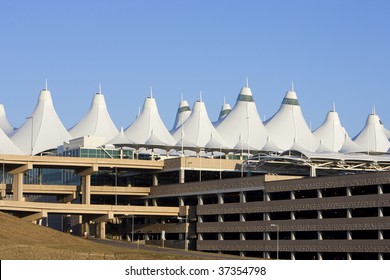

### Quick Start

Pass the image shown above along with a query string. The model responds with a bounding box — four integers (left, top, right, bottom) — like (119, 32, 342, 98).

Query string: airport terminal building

(1, 83, 390, 259)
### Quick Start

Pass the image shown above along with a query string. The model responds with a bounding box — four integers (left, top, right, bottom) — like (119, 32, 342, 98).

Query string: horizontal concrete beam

(21, 210, 48, 222)
(8, 163, 33, 175)
(0, 200, 179, 217)
(77, 164, 99, 176)
(93, 212, 114, 223)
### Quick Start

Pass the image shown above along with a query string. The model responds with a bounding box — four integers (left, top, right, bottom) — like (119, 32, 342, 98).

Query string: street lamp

(26, 116, 33, 156)
(131, 214, 134, 243)
(271, 224, 279, 260)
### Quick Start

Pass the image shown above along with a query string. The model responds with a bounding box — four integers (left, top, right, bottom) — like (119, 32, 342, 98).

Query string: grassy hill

(0, 211, 202, 260)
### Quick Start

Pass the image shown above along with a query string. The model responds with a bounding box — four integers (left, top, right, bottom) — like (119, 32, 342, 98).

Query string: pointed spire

(181, 92, 184, 102)
(223, 96, 226, 105)
(98, 83, 102, 94)
(45, 79, 48, 91)
(150, 87, 153, 98)
(246, 77, 249, 88)
(372, 105, 376, 115)
(291, 81, 294, 92)
(333, 102, 336, 112)
(199, 91, 203, 102)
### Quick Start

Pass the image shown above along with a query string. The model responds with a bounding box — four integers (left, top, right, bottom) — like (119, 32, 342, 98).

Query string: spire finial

(98, 83, 102, 94)
(45, 79, 48, 91)
(223, 96, 226, 105)
(333, 102, 336, 112)
(181, 92, 184, 102)
(200, 91, 202, 102)
(373, 105, 376, 115)
(150, 87, 153, 98)
(291, 81, 294, 92)
(246, 77, 249, 88)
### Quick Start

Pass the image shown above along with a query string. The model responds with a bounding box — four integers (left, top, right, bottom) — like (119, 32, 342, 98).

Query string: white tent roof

(212, 100, 231, 126)
(11, 89, 72, 155)
(265, 89, 319, 152)
(216, 86, 268, 149)
(339, 134, 366, 153)
(380, 119, 390, 139)
(313, 110, 349, 152)
(125, 96, 176, 146)
(145, 130, 171, 147)
(353, 113, 390, 152)
(0, 104, 15, 136)
(69, 92, 118, 141)
(172, 100, 226, 148)
(171, 100, 191, 133)
(0, 127, 23, 155)
(106, 127, 133, 146)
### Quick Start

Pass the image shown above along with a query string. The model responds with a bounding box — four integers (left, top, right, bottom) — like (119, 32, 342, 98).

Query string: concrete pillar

(152, 199, 158, 206)
(98, 222, 106, 239)
(198, 215, 203, 223)
(347, 187, 352, 196)
(310, 166, 316, 177)
(291, 232, 296, 240)
(218, 233, 224, 240)
(317, 252, 323, 260)
(240, 251, 246, 257)
(179, 197, 184, 207)
(218, 214, 224, 222)
(82, 222, 89, 238)
(265, 232, 270, 240)
(240, 191, 246, 203)
(347, 209, 352, 218)
(152, 174, 158, 186)
(198, 233, 203, 240)
(12, 173, 24, 201)
(290, 252, 296, 260)
(81, 175, 91, 205)
(1, 183, 5, 198)
(198, 195, 203, 205)
(347, 253, 352, 260)
(378, 184, 383, 194)
(317, 189, 322, 198)
(347, 231, 352, 240)
(378, 230, 384, 240)
(379, 253, 384, 260)
(179, 168, 185, 184)
(264, 252, 270, 259)
(144, 200, 149, 206)
(240, 214, 246, 222)
(240, 232, 246, 240)
(318, 210, 323, 219)
(379, 207, 384, 217)
(264, 192, 270, 201)
(291, 211, 296, 220)
(264, 212, 270, 221)
(291, 191, 295, 200)
(217, 193, 224, 204)
(318, 231, 323, 240)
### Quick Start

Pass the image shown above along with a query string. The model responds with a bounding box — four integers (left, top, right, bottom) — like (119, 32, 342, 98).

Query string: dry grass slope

(0, 211, 203, 260)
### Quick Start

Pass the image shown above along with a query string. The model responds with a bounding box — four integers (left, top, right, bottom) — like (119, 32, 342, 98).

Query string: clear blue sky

(0, 0, 389, 137)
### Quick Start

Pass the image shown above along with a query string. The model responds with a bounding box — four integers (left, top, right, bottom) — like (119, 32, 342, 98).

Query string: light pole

(131, 214, 134, 243)
(271, 224, 279, 260)
(114, 167, 117, 205)
(26, 116, 33, 156)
